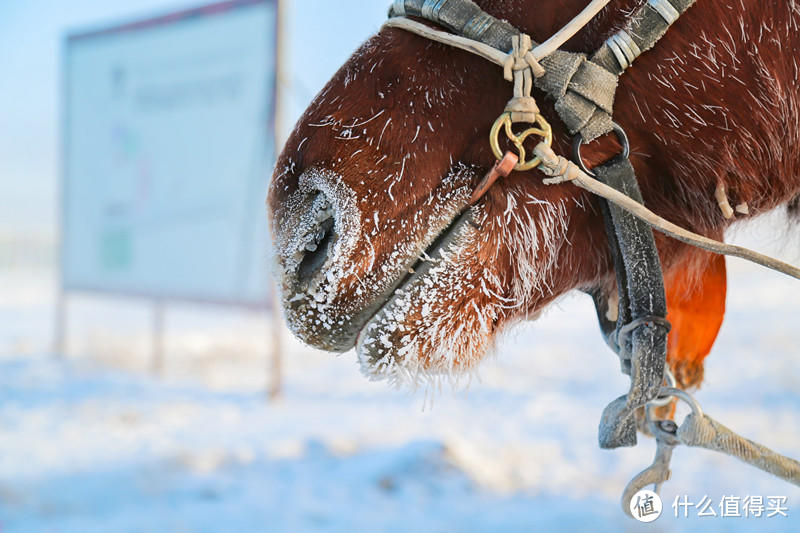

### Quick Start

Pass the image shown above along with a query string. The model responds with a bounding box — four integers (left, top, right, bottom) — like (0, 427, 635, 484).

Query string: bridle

(386, 0, 677, 485)
(383, 0, 800, 516)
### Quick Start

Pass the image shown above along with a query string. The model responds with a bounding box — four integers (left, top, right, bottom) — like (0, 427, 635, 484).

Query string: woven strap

(593, 0, 697, 75)
(389, 0, 696, 141)
(389, 0, 616, 139)
(389, 0, 517, 51)
(678, 413, 800, 485)
(566, 0, 698, 140)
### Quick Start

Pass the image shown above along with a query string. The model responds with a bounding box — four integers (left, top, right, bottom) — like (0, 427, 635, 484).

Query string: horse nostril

(296, 201, 336, 286)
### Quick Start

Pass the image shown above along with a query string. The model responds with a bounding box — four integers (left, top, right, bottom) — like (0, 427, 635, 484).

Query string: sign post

(59, 0, 282, 395)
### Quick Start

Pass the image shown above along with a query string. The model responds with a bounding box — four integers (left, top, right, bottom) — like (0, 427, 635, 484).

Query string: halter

(384, 0, 800, 516)
(387, 0, 688, 449)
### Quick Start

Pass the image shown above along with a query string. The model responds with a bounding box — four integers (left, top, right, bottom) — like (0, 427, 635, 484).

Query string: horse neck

(482, 0, 800, 234)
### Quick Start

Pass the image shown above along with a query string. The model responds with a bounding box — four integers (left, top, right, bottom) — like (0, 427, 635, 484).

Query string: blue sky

(0, 0, 387, 233)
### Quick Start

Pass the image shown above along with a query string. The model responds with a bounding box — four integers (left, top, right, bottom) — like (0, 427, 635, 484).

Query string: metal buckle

(571, 122, 630, 175)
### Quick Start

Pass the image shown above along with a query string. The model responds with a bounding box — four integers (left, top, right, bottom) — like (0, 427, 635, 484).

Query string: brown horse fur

(268, 0, 800, 389)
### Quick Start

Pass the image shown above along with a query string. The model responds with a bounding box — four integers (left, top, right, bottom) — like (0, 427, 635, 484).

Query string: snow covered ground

(1, 214, 799, 532)
(4, 0, 797, 530)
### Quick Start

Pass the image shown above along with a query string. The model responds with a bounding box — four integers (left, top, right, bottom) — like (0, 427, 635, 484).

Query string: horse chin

(355, 208, 496, 386)
(273, 162, 482, 358)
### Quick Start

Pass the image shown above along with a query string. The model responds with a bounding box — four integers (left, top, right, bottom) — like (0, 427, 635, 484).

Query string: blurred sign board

(62, 0, 277, 307)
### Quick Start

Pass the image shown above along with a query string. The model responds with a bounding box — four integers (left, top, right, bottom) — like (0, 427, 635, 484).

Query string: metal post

(274, 0, 288, 147)
(266, 0, 286, 401)
(267, 283, 283, 400)
(151, 300, 165, 375)
(53, 290, 67, 358)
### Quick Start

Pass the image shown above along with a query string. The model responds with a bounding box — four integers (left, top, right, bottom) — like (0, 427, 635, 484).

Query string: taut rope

(533, 143, 800, 280)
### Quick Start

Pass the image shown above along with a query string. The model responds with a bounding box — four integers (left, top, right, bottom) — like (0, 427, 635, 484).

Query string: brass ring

(490, 113, 553, 171)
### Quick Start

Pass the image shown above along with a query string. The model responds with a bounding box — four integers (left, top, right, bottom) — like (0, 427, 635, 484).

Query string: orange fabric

(664, 254, 727, 389)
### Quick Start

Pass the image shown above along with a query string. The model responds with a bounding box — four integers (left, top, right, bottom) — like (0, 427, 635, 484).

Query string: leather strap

(389, 0, 517, 51)
(388, 0, 616, 139)
(590, 156, 670, 449)
(388, 0, 678, 448)
(593, 0, 697, 75)
(389, 0, 696, 141)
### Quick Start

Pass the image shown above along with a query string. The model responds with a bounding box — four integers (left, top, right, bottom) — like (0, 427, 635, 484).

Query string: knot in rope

(533, 142, 581, 184)
(503, 34, 545, 123)
(503, 34, 545, 80)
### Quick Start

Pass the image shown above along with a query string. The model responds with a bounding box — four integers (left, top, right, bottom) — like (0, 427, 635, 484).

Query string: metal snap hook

(571, 122, 630, 175)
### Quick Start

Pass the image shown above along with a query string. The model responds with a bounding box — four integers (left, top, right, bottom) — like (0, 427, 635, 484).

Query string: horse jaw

(269, 154, 479, 354)
(355, 192, 572, 387)
(268, 27, 594, 387)
(271, 151, 577, 387)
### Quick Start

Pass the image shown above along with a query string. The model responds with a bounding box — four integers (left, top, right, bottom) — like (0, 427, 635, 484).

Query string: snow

(1, 213, 799, 531)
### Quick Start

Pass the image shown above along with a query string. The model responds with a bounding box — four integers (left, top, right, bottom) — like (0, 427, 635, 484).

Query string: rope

(534, 0, 612, 58)
(678, 413, 800, 485)
(503, 34, 544, 123)
(384, 17, 508, 66)
(534, 143, 582, 185)
(533, 143, 800, 280)
(623, 386, 800, 515)
(384, 5, 612, 66)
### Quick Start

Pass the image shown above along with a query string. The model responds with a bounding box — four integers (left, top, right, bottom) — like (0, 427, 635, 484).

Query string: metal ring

(490, 112, 553, 172)
(647, 367, 679, 408)
(571, 122, 630, 175)
(656, 387, 704, 418)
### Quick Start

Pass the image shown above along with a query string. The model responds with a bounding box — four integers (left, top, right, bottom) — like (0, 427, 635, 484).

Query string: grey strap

(389, 0, 516, 51)
(531, 50, 615, 142)
(591, 156, 669, 449)
(593, 0, 697, 75)
(579, 0, 697, 139)
(389, 0, 695, 141)
(679, 413, 800, 485)
(388, 1, 615, 140)
(550, 0, 697, 139)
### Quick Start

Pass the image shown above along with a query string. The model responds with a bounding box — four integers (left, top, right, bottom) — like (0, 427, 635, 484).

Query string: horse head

(268, 0, 800, 387)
